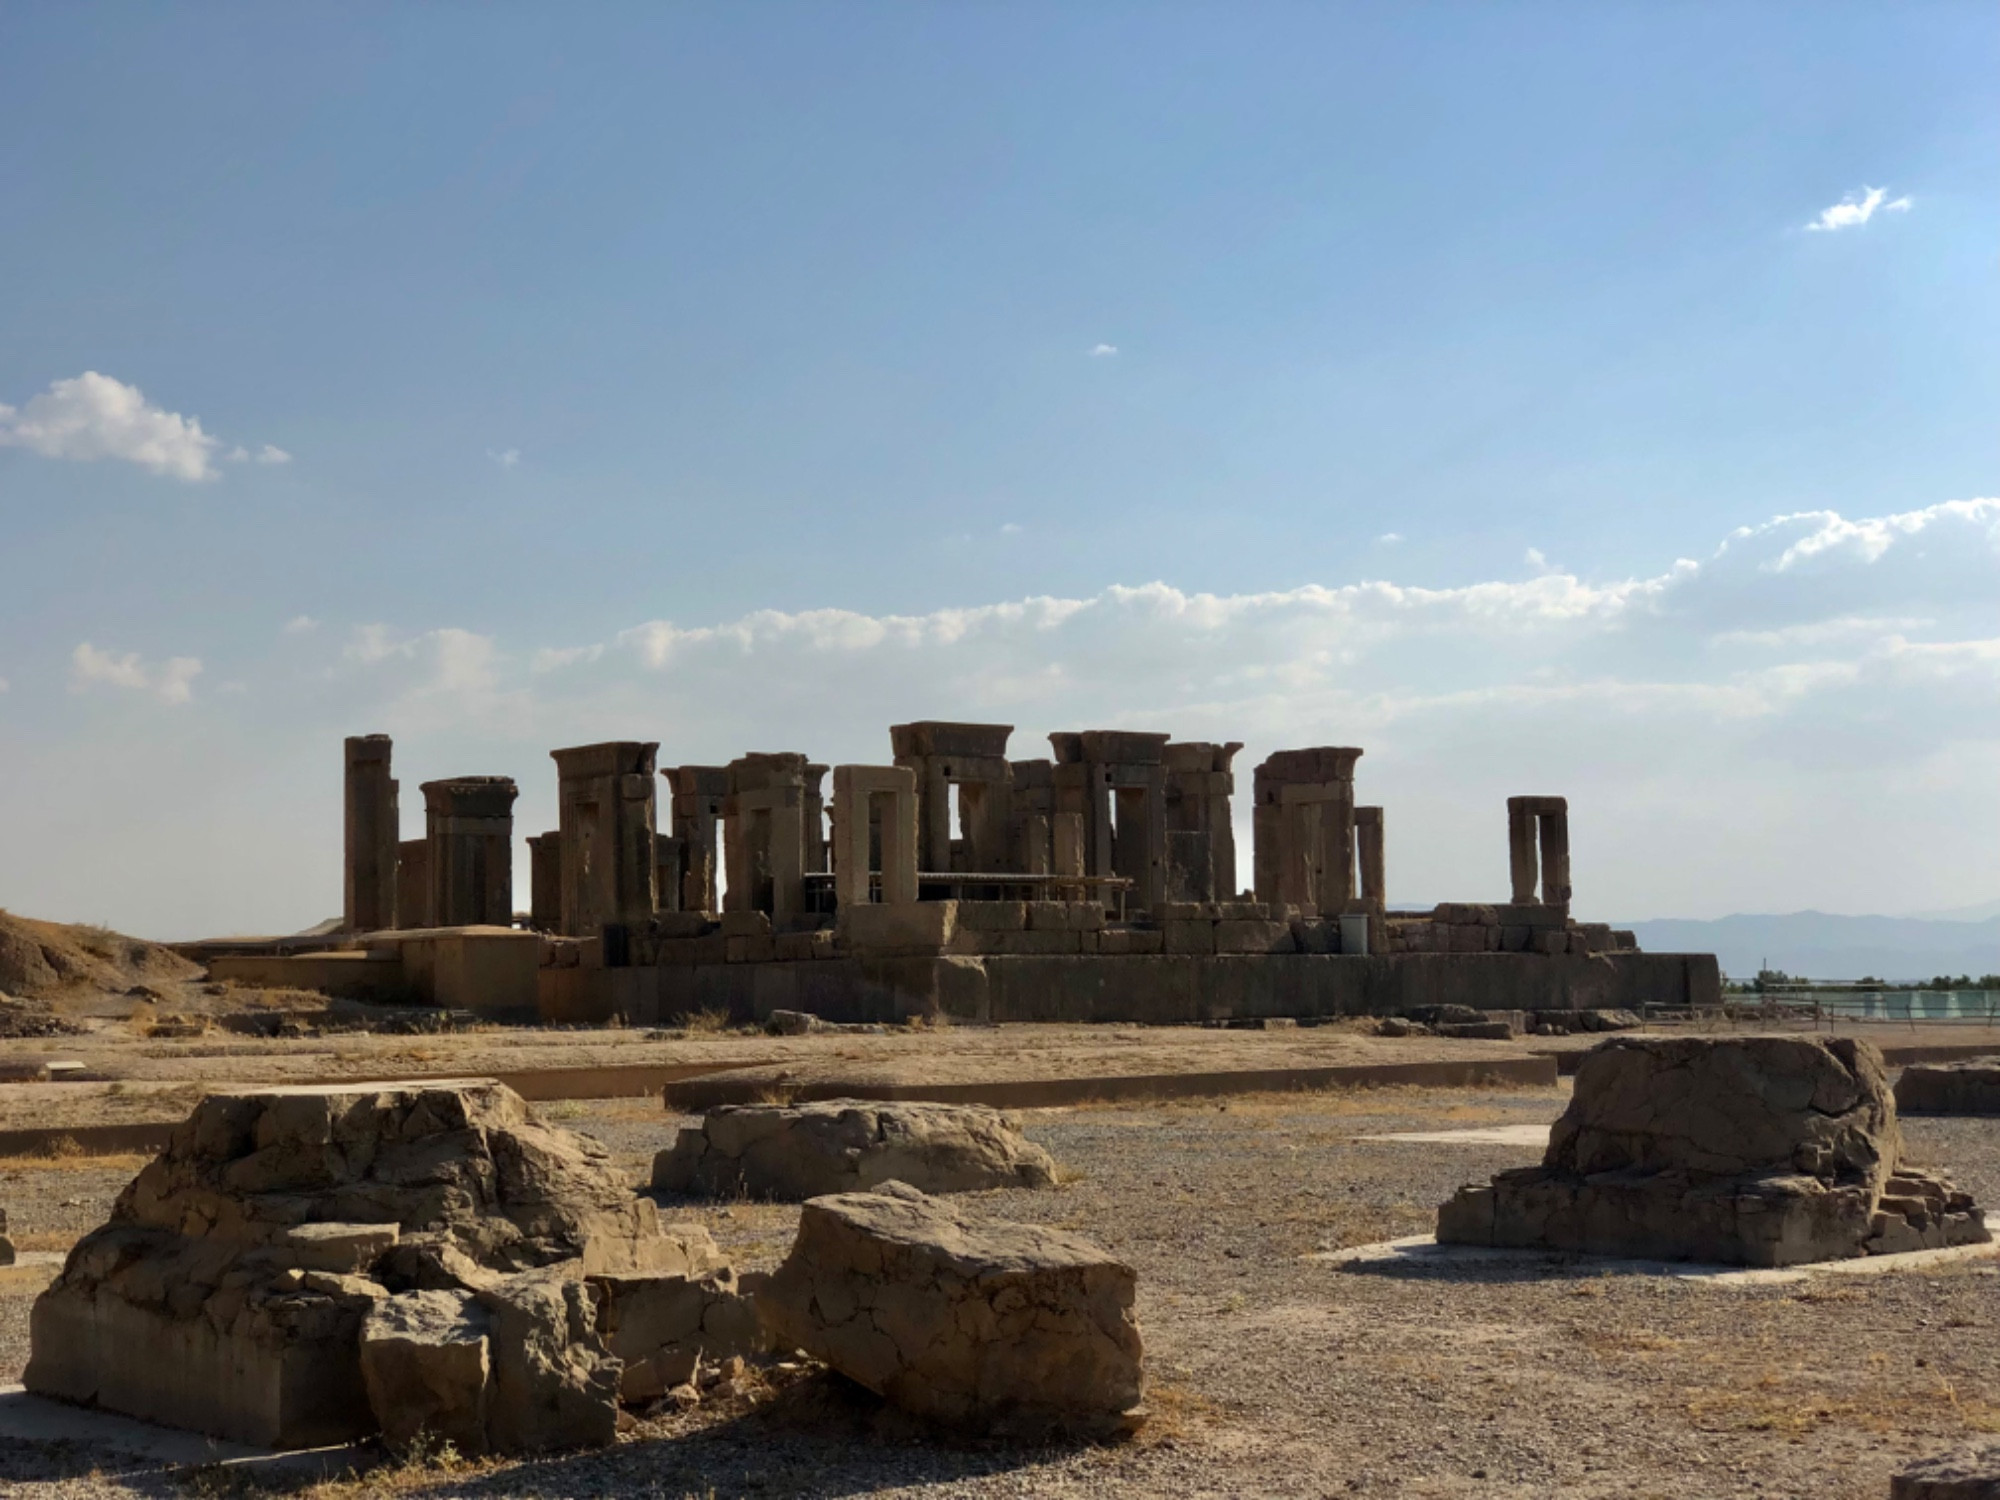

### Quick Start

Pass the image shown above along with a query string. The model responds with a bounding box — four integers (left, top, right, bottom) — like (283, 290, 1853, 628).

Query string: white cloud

(1805, 186, 1913, 233)
(489, 448, 522, 468)
(999, 522, 1023, 536)
(254, 444, 291, 465)
(1088, 344, 1118, 357)
(69, 643, 202, 704)
(1378, 533, 1404, 545)
(0, 373, 224, 481)
(283, 615, 319, 635)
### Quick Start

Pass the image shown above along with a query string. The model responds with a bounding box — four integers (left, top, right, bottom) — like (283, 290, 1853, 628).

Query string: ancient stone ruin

(652, 1100, 1059, 1200)
(761, 1180, 1144, 1436)
(1894, 1057, 2000, 1116)
(1438, 1036, 1991, 1266)
(25, 1079, 751, 1450)
(211, 725, 1720, 1029)
(0, 1205, 13, 1265)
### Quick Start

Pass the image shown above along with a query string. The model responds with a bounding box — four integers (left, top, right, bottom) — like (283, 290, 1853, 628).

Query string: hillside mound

(0, 910, 201, 999)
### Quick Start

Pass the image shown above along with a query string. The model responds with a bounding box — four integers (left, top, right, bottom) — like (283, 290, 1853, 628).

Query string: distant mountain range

(1616, 911, 2000, 983)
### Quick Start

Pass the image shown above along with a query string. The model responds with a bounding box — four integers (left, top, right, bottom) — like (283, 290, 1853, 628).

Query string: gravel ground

(1, 1083, 1996, 1498)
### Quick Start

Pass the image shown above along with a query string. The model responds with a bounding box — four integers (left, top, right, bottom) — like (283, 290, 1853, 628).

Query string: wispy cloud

(1088, 344, 1118, 358)
(69, 643, 202, 704)
(228, 444, 292, 465)
(489, 448, 522, 468)
(283, 616, 319, 635)
(1805, 186, 1913, 233)
(1378, 532, 1404, 545)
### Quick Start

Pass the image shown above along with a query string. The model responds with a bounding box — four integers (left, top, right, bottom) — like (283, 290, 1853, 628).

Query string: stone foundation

(1438, 1037, 1990, 1267)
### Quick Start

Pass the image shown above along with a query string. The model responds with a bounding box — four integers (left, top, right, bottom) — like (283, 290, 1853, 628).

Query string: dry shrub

(684, 1008, 732, 1035)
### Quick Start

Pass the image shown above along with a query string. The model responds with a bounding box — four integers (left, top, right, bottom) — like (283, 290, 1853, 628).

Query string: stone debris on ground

(1892, 1443, 2000, 1499)
(589, 1257, 766, 1403)
(1438, 1035, 1991, 1266)
(24, 1078, 726, 1450)
(653, 1098, 1060, 1200)
(761, 1179, 1144, 1437)
(1896, 1057, 2000, 1117)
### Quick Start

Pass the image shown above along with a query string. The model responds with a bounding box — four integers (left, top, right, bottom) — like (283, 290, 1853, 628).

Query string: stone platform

(547, 949, 1718, 1028)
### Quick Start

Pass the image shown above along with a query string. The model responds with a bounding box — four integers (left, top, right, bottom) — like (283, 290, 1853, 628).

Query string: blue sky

(2, 4, 1997, 938)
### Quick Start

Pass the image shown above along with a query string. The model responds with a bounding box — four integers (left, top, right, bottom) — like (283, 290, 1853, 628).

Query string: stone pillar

(890, 722, 1015, 876)
(527, 832, 562, 932)
(1536, 799, 1571, 907)
(1052, 812, 1085, 900)
(1050, 731, 1171, 911)
(830, 765, 918, 908)
(662, 766, 729, 914)
(395, 839, 431, 928)
(1355, 806, 1385, 906)
(804, 764, 830, 874)
(1506, 795, 1570, 908)
(551, 742, 659, 938)
(724, 754, 809, 922)
(1507, 798, 1539, 905)
(655, 833, 685, 914)
(1164, 741, 1242, 903)
(343, 735, 399, 934)
(1008, 759, 1055, 875)
(422, 777, 517, 927)
(1251, 748, 1363, 913)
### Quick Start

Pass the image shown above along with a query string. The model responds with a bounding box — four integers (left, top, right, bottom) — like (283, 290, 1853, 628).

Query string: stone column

(831, 765, 918, 907)
(551, 742, 659, 938)
(1252, 748, 1363, 911)
(343, 735, 399, 934)
(1355, 806, 1385, 906)
(527, 832, 562, 932)
(1507, 795, 1570, 907)
(662, 766, 729, 914)
(890, 722, 1015, 875)
(422, 777, 517, 927)
(1537, 799, 1571, 907)
(395, 839, 431, 928)
(724, 754, 810, 921)
(1506, 798, 1540, 905)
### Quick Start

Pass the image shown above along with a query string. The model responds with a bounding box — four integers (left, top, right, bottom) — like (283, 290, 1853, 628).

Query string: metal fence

(1653, 989, 2000, 1026)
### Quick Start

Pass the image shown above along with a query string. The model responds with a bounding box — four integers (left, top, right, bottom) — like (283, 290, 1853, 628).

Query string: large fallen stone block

(590, 1265, 766, 1402)
(653, 1099, 1058, 1201)
(360, 1289, 492, 1455)
(762, 1181, 1143, 1436)
(360, 1271, 625, 1457)
(1895, 1058, 2000, 1116)
(1893, 1444, 2000, 1499)
(1437, 1036, 1990, 1267)
(26, 1079, 700, 1447)
(480, 1270, 622, 1454)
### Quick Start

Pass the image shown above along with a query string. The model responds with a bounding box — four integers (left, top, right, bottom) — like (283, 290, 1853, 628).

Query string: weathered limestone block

(653, 1100, 1057, 1201)
(480, 1270, 621, 1454)
(0, 1206, 13, 1266)
(1895, 1058, 2000, 1116)
(1893, 1444, 2000, 1499)
(359, 1289, 492, 1455)
(1438, 1037, 1990, 1266)
(27, 1079, 696, 1447)
(590, 1264, 765, 1401)
(762, 1182, 1143, 1435)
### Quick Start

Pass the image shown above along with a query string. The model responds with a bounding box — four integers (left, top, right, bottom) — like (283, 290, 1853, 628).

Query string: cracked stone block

(1437, 1036, 1991, 1267)
(652, 1099, 1058, 1200)
(26, 1079, 705, 1447)
(761, 1181, 1143, 1436)
(1895, 1058, 2000, 1117)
